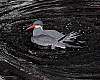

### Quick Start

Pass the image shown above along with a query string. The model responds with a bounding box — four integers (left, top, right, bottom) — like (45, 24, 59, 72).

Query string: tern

(26, 19, 82, 49)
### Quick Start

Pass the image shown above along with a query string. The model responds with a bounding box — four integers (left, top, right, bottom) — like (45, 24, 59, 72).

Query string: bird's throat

(33, 27, 43, 37)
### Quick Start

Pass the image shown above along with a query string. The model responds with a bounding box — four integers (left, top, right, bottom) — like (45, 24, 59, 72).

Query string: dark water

(0, 0, 100, 80)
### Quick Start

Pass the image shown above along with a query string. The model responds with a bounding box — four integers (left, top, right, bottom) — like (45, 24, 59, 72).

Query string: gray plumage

(29, 20, 82, 49)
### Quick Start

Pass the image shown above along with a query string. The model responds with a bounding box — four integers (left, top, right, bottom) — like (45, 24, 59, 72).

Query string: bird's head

(26, 19, 43, 31)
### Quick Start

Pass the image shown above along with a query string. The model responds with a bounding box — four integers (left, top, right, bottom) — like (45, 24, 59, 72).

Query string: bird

(26, 19, 82, 49)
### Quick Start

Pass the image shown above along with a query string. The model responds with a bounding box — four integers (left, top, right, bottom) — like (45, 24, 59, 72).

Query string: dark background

(0, 0, 100, 80)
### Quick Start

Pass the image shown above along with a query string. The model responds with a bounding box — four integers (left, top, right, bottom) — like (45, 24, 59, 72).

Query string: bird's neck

(33, 27, 43, 37)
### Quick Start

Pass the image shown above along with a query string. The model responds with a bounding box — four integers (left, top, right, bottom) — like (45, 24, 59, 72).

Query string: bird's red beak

(26, 24, 35, 31)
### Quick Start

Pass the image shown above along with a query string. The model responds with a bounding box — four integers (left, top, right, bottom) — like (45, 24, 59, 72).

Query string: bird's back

(45, 30, 64, 40)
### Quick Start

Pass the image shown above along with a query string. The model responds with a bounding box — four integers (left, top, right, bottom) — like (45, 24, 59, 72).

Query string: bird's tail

(60, 31, 80, 42)
(61, 31, 85, 48)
